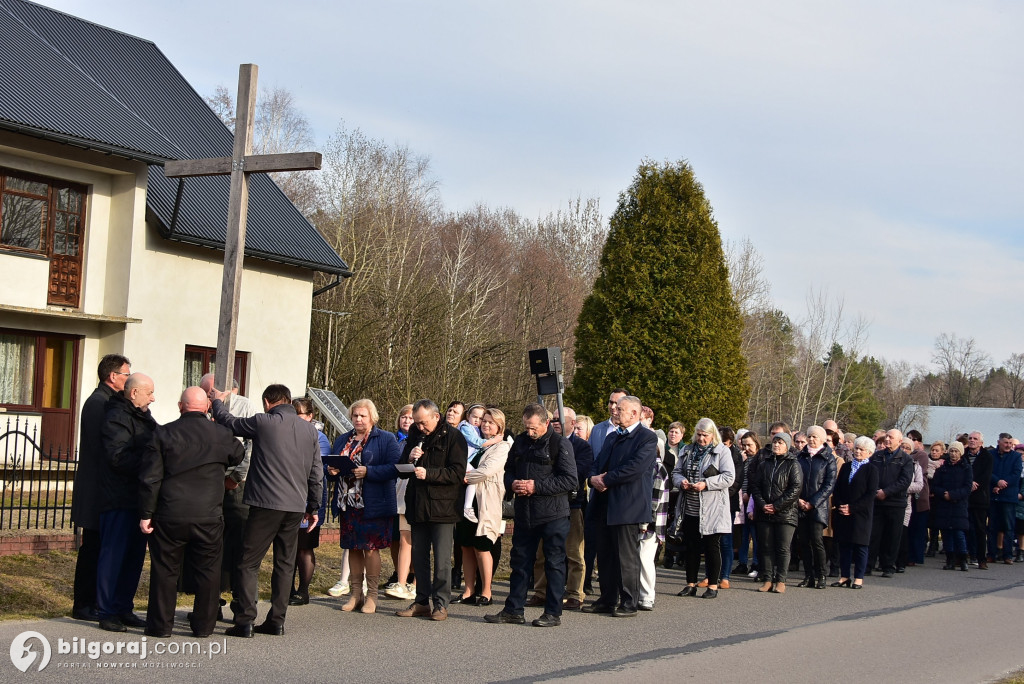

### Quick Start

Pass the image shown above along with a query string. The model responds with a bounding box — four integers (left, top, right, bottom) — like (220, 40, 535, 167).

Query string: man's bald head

(179, 386, 210, 414)
(125, 373, 155, 411)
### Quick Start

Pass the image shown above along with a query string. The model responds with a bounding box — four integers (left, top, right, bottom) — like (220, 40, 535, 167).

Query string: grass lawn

(0, 537, 513, 621)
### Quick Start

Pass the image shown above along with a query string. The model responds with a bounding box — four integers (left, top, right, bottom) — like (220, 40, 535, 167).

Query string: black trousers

(869, 506, 904, 572)
(797, 517, 826, 579)
(968, 507, 988, 560)
(222, 484, 250, 609)
(757, 521, 796, 583)
(593, 519, 641, 611)
(410, 522, 455, 609)
(235, 506, 303, 628)
(147, 518, 224, 636)
(681, 515, 722, 585)
(72, 527, 101, 612)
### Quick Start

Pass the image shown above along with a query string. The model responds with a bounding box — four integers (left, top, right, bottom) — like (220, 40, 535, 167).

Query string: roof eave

(0, 120, 172, 165)
(154, 223, 353, 278)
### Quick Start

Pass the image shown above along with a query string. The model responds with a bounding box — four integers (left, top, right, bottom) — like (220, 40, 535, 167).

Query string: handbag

(502, 493, 515, 520)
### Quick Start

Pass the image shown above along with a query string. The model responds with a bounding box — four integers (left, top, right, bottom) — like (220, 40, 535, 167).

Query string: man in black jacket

(525, 407, 593, 611)
(212, 384, 323, 638)
(139, 387, 245, 638)
(485, 403, 577, 627)
(395, 399, 467, 621)
(97, 372, 158, 632)
(70, 353, 130, 622)
(965, 431, 994, 568)
(867, 429, 914, 577)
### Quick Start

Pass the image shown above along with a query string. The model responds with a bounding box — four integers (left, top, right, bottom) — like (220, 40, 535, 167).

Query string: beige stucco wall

(0, 133, 317, 433)
(123, 230, 314, 425)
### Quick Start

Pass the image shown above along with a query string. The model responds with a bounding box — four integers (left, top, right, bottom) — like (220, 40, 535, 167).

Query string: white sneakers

(327, 581, 351, 597)
(464, 508, 478, 523)
(384, 582, 416, 600)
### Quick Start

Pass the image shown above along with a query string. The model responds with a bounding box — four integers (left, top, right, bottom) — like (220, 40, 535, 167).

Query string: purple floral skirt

(338, 507, 393, 550)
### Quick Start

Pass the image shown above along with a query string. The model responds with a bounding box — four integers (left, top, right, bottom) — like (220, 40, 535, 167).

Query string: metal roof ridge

(2, 0, 158, 47)
(0, 0, 186, 158)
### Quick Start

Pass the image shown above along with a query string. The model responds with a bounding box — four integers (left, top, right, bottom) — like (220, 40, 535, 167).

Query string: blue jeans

(506, 516, 569, 616)
(944, 529, 967, 555)
(719, 528, 734, 579)
(908, 509, 929, 564)
(988, 502, 1017, 559)
(739, 518, 758, 567)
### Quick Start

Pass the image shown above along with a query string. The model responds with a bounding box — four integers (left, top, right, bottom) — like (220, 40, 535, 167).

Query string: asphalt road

(2, 559, 1022, 683)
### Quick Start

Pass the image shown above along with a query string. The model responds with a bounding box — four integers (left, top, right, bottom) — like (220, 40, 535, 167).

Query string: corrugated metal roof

(0, 0, 350, 276)
(898, 405, 1024, 445)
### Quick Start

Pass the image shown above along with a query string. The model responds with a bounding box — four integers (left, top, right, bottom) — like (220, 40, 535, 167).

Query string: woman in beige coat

(452, 408, 510, 606)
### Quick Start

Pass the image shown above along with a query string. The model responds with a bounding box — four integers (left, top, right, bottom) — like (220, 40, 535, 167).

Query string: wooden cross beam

(164, 64, 322, 395)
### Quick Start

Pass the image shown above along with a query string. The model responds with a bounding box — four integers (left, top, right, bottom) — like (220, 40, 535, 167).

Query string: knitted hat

(772, 432, 792, 450)
(947, 441, 964, 456)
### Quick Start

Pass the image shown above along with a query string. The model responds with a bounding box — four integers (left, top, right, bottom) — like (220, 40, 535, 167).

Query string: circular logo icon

(9, 631, 51, 672)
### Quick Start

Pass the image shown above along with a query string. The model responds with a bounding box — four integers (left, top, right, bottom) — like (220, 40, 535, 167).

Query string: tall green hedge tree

(566, 159, 749, 430)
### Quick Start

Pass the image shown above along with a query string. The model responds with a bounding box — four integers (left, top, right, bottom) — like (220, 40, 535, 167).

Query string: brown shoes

(563, 598, 583, 611)
(757, 581, 774, 592)
(431, 607, 447, 621)
(720, 579, 730, 589)
(396, 603, 431, 618)
(770, 582, 786, 594)
(697, 579, 709, 588)
(525, 595, 546, 607)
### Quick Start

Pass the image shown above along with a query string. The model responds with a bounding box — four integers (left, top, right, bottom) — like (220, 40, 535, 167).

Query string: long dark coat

(930, 457, 973, 531)
(832, 460, 879, 547)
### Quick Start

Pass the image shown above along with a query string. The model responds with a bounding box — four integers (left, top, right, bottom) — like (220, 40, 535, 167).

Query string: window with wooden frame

(0, 167, 88, 307)
(0, 327, 81, 454)
(182, 345, 249, 396)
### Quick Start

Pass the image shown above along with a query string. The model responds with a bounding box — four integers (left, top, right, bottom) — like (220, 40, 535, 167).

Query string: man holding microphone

(395, 399, 467, 621)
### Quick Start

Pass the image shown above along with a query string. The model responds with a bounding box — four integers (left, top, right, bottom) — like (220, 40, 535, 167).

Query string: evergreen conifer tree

(567, 159, 749, 429)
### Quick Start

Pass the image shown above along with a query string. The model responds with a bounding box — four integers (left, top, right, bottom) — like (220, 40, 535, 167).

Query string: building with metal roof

(0, 0, 350, 453)
(0, 0, 351, 276)
(898, 405, 1024, 446)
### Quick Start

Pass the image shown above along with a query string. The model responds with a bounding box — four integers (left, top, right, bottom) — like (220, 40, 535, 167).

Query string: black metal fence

(0, 417, 76, 531)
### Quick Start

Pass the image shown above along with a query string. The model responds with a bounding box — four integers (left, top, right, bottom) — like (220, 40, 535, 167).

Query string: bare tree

(931, 333, 992, 406)
(1003, 353, 1024, 408)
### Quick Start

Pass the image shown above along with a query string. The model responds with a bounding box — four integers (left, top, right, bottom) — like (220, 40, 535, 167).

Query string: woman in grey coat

(672, 417, 735, 599)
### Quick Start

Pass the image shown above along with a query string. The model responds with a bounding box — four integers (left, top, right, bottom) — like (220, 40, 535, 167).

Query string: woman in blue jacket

(329, 398, 401, 614)
(930, 441, 973, 571)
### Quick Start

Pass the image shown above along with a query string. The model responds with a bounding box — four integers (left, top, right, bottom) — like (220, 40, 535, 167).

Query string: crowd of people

(69, 358, 1024, 636)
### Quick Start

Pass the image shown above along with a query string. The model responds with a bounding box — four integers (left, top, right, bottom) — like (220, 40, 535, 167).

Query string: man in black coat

(212, 383, 323, 638)
(395, 399, 467, 621)
(97, 372, 158, 632)
(485, 403, 577, 627)
(867, 429, 914, 577)
(584, 396, 658, 617)
(964, 431, 994, 567)
(70, 353, 130, 622)
(139, 386, 245, 638)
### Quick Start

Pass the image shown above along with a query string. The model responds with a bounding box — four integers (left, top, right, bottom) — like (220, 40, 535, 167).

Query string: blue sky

(38, 0, 1024, 371)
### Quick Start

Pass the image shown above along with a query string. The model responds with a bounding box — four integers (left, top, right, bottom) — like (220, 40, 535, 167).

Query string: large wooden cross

(164, 64, 321, 395)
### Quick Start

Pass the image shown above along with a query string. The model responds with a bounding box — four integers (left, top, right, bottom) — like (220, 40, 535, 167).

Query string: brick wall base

(0, 532, 77, 556)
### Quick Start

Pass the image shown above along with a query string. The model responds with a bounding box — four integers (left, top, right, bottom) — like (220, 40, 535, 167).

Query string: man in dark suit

(139, 386, 245, 638)
(584, 388, 628, 594)
(211, 384, 323, 638)
(97, 372, 158, 633)
(70, 353, 130, 622)
(584, 395, 658, 617)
